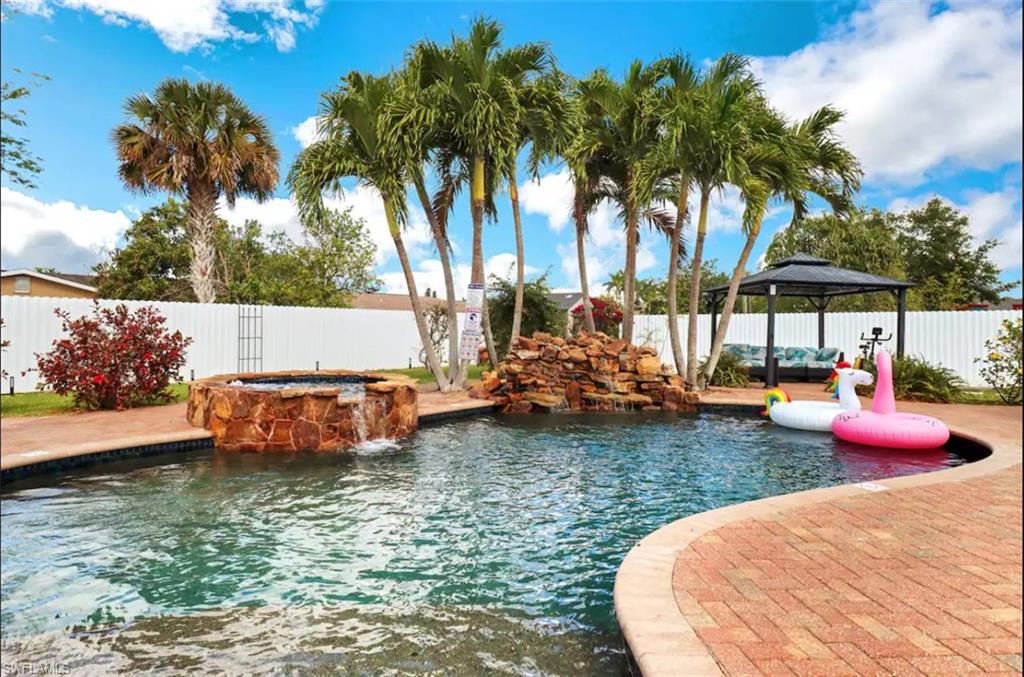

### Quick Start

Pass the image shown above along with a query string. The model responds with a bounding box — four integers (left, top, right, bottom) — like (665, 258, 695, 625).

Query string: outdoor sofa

(724, 344, 842, 383)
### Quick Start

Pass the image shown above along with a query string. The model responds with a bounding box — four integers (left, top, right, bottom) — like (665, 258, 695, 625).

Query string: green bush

(861, 354, 965, 403)
(976, 318, 1023, 404)
(699, 351, 750, 388)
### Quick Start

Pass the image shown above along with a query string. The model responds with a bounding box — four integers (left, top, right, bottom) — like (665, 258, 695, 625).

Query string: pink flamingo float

(831, 350, 950, 450)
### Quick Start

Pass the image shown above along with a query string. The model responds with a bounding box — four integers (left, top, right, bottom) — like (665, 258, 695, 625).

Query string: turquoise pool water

(1, 412, 964, 674)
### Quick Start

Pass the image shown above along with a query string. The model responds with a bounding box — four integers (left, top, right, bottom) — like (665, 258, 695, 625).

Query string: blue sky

(2, 0, 1021, 297)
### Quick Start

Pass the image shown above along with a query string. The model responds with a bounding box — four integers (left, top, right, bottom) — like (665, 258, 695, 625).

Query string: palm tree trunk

(685, 190, 711, 388)
(186, 184, 219, 303)
(454, 154, 488, 381)
(702, 211, 764, 387)
(573, 191, 596, 334)
(385, 197, 446, 390)
(622, 172, 638, 343)
(509, 170, 525, 342)
(667, 180, 690, 377)
(482, 293, 498, 368)
(413, 175, 459, 390)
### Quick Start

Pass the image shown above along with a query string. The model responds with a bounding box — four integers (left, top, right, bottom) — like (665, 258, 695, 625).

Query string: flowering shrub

(976, 318, 1023, 404)
(35, 303, 192, 410)
(572, 297, 623, 336)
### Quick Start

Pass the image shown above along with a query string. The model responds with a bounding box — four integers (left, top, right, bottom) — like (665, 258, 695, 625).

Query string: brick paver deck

(673, 466, 1022, 676)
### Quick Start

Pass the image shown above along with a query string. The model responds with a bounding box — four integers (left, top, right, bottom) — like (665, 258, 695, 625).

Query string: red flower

(92, 374, 106, 385)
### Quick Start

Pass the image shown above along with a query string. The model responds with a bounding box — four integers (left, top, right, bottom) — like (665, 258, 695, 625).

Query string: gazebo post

(765, 285, 777, 388)
(896, 288, 907, 358)
(811, 296, 829, 349)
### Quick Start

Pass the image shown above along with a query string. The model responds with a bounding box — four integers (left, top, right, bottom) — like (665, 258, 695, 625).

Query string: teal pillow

(785, 346, 813, 361)
(816, 347, 839, 362)
(772, 346, 786, 357)
(725, 344, 747, 358)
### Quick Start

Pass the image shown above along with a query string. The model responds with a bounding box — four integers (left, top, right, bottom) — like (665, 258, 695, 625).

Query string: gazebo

(703, 253, 915, 386)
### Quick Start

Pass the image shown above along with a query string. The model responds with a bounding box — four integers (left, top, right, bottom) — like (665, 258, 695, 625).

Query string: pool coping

(613, 403, 1023, 677)
(0, 400, 498, 485)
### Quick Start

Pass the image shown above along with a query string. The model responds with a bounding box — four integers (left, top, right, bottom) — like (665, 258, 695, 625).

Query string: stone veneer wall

(473, 331, 699, 413)
(187, 371, 418, 452)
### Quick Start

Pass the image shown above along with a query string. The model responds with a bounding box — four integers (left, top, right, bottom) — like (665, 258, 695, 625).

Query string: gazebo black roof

(705, 253, 915, 300)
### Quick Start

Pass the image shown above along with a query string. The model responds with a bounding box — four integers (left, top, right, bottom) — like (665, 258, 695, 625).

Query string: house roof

(1, 269, 98, 292)
(349, 292, 466, 312)
(705, 253, 914, 300)
(548, 292, 583, 310)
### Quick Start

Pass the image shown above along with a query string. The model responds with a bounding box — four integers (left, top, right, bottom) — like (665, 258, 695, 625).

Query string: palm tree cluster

(114, 17, 860, 392)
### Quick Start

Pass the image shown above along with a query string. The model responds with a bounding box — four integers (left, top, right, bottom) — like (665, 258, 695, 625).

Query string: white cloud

(219, 185, 433, 266)
(752, 1, 1023, 184)
(519, 169, 574, 232)
(686, 186, 745, 235)
(0, 187, 131, 271)
(292, 116, 321, 148)
(26, 0, 321, 53)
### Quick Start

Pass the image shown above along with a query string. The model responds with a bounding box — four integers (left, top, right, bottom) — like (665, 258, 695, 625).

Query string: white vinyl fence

(1, 296, 1018, 392)
(634, 310, 1022, 388)
(1, 296, 460, 393)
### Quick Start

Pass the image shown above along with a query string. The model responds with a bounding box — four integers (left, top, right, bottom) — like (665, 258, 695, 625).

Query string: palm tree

(573, 62, 668, 343)
(387, 64, 464, 387)
(288, 71, 448, 389)
(505, 70, 573, 343)
(113, 79, 279, 303)
(411, 18, 548, 366)
(563, 72, 618, 335)
(700, 105, 861, 386)
(681, 58, 758, 387)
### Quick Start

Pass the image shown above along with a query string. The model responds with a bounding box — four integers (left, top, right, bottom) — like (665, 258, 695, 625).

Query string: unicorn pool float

(832, 350, 950, 450)
(763, 366, 872, 432)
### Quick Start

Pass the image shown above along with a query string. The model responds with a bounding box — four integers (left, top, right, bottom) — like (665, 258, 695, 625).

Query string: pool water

(1, 412, 964, 674)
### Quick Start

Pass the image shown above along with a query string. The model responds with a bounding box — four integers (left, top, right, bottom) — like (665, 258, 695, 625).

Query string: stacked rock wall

(187, 371, 418, 452)
(475, 331, 699, 414)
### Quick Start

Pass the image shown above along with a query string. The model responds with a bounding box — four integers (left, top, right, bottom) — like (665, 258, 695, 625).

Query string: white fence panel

(635, 310, 1021, 387)
(0, 296, 438, 393)
(2, 296, 1017, 392)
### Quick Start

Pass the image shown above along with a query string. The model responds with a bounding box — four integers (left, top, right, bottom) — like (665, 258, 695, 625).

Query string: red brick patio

(673, 465, 1022, 676)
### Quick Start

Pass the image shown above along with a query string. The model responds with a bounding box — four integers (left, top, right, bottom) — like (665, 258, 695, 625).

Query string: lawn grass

(0, 383, 190, 418)
(384, 364, 486, 385)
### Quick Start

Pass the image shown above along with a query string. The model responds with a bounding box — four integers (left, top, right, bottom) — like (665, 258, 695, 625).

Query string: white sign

(459, 282, 486, 361)
(466, 283, 484, 310)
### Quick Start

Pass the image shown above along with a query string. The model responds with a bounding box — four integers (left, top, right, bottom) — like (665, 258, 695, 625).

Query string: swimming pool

(0, 412, 965, 674)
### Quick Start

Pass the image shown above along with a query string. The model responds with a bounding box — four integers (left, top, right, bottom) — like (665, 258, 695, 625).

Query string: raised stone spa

(187, 370, 418, 452)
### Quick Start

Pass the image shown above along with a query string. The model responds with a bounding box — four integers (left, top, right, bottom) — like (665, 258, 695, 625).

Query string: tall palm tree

(682, 59, 758, 387)
(411, 18, 548, 366)
(654, 54, 700, 377)
(113, 79, 279, 303)
(288, 71, 448, 389)
(387, 64, 463, 387)
(573, 62, 668, 343)
(563, 72, 618, 335)
(505, 70, 573, 342)
(700, 105, 861, 386)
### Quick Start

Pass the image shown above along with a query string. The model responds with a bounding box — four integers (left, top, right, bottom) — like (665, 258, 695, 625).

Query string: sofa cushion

(772, 346, 786, 357)
(724, 344, 747, 358)
(777, 359, 802, 368)
(740, 358, 766, 368)
(806, 360, 836, 369)
(785, 346, 816, 361)
(815, 347, 840, 362)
